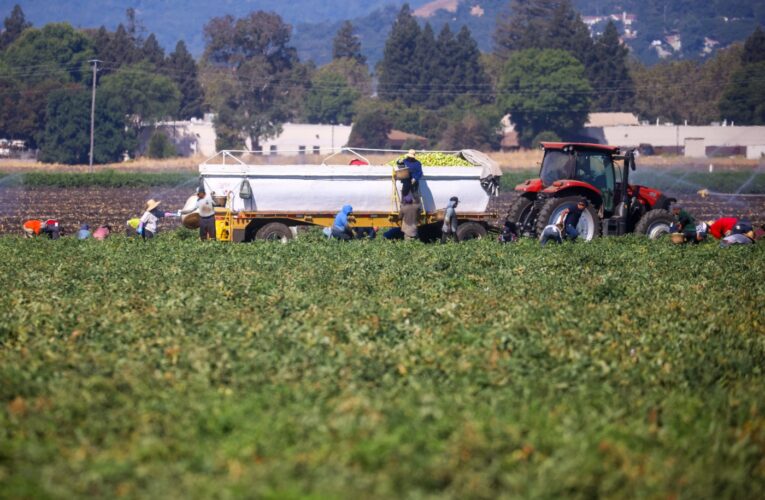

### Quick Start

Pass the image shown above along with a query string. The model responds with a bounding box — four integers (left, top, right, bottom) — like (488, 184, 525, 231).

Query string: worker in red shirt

(707, 217, 738, 240)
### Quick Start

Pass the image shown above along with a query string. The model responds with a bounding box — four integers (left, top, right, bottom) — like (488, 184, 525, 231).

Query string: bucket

(394, 168, 410, 180)
(180, 195, 201, 229)
(212, 194, 227, 207)
(670, 233, 686, 244)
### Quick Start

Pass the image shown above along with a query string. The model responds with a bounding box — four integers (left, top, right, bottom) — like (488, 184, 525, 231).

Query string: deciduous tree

(99, 62, 180, 131)
(202, 11, 305, 150)
(38, 88, 134, 164)
(497, 49, 591, 147)
(305, 69, 359, 125)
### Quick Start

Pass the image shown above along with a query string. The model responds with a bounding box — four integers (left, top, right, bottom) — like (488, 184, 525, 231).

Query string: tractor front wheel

(534, 196, 601, 241)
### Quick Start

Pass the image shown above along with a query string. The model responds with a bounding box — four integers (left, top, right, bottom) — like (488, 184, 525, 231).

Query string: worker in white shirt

(180, 187, 217, 241)
(138, 199, 175, 240)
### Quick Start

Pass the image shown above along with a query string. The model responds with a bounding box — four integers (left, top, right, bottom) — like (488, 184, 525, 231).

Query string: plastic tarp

(459, 149, 502, 196)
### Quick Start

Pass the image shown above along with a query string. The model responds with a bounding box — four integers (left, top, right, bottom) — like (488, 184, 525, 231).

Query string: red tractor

(508, 142, 676, 240)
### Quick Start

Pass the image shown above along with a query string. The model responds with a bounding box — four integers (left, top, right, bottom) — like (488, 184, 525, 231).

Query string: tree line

(0, 2, 763, 164)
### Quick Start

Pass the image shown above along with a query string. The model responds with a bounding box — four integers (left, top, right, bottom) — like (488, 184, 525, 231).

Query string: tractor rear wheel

(255, 222, 293, 243)
(507, 195, 536, 236)
(534, 196, 601, 241)
(456, 222, 487, 241)
(635, 209, 674, 239)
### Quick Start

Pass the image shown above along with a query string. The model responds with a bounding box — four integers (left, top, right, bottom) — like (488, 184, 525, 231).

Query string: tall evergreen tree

(741, 26, 765, 65)
(332, 21, 366, 65)
(426, 24, 458, 109)
(412, 23, 436, 105)
(97, 24, 141, 75)
(141, 34, 165, 69)
(378, 4, 421, 105)
(719, 26, 765, 125)
(589, 21, 635, 112)
(165, 40, 204, 119)
(0, 4, 31, 50)
(545, 0, 594, 66)
(494, 0, 561, 59)
(452, 26, 492, 105)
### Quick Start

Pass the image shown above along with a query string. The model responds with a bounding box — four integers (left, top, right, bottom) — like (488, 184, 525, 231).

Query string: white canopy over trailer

(197, 148, 502, 214)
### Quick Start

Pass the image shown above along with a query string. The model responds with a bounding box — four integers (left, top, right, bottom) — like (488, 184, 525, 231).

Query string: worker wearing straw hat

(138, 199, 175, 240)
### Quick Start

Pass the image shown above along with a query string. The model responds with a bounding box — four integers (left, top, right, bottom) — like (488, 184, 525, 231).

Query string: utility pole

(88, 59, 101, 172)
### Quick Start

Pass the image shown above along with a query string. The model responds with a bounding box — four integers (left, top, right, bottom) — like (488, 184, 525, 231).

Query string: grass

(1, 234, 764, 498)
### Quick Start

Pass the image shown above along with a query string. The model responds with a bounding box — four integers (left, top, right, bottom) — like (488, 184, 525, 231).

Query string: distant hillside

(5, 0, 763, 65)
(292, 0, 764, 67)
(6, 0, 431, 56)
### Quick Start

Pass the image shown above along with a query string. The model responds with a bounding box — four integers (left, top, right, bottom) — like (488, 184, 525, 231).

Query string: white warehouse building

(148, 117, 352, 158)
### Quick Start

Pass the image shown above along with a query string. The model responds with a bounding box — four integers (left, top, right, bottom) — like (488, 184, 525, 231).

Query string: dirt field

(0, 187, 190, 236)
(1, 185, 762, 237)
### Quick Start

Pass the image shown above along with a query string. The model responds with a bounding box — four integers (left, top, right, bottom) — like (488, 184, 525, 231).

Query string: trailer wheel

(255, 222, 293, 243)
(635, 209, 674, 240)
(456, 222, 487, 241)
(535, 196, 601, 241)
(507, 195, 535, 236)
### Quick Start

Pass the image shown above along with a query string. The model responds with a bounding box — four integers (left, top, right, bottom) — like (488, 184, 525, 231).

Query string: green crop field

(1, 233, 764, 498)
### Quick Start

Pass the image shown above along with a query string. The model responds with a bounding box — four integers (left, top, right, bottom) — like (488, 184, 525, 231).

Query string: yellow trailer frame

(214, 208, 497, 242)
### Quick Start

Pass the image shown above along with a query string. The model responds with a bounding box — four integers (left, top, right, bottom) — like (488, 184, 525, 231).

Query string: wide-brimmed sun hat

(406, 149, 416, 158)
(145, 199, 161, 211)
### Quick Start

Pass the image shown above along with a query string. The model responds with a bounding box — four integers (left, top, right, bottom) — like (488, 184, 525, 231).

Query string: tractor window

(575, 151, 614, 192)
(540, 150, 574, 186)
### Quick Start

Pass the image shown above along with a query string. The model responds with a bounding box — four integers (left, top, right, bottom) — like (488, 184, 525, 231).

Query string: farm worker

(693, 222, 709, 243)
(92, 225, 111, 241)
(77, 224, 91, 240)
(331, 205, 354, 241)
(180, 187, 216, 241)
(441, 196, 459, 243)
(22, 219, 42, 238)
(401, 149, 423, 198)
(138, 199, 175, 240)
(719, 231, 755, 248)
(498, 220, 518, 243)
(399, 194, 421, 241)
(731, 219, 754, 236)
(671, 206, 696, 241)
(41, 219, 61, 239)
(126, 218, 140, 237)
(707, 217, 737, 239)
(540, 211, 565, 246)
(560, 199, 588, 241)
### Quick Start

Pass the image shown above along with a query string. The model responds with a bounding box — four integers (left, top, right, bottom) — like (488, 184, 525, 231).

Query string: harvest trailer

(183, 149, 503, 242)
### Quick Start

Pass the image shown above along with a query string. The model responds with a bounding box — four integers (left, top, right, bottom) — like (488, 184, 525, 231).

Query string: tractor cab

(539, 144, 618, 213)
